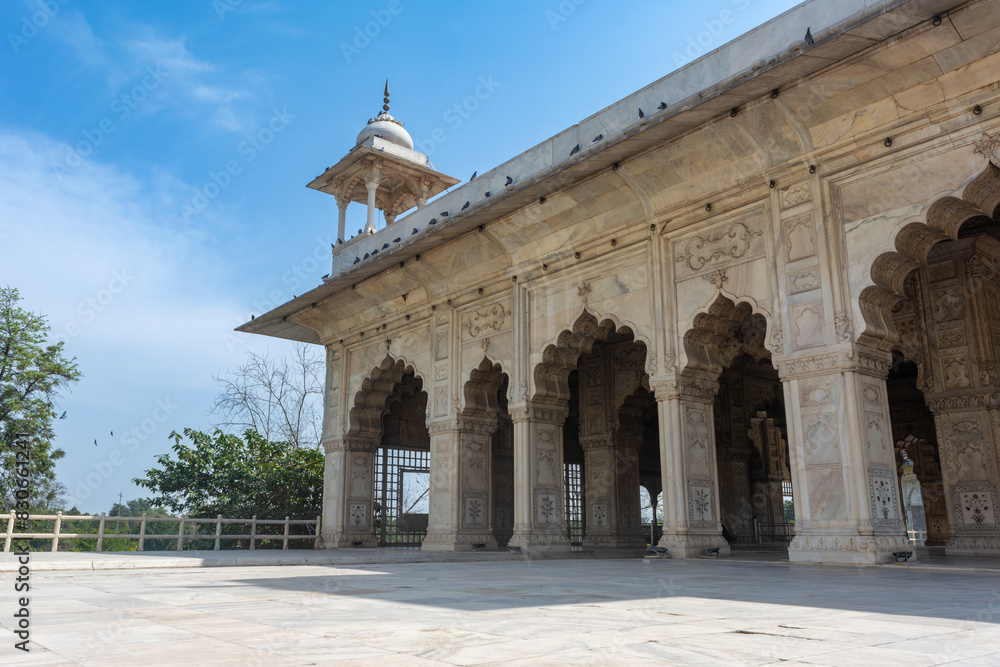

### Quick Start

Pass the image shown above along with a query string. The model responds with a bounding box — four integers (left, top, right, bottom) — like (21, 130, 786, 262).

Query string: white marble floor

(2, 557, 999, 665)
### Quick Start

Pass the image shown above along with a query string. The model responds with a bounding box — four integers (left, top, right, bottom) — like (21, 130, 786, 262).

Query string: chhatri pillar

(306, 81, 458, 242)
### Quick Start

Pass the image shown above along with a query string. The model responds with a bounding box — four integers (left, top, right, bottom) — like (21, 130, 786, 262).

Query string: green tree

(0, 286, 81, 509)
(134, 428, 323, 520)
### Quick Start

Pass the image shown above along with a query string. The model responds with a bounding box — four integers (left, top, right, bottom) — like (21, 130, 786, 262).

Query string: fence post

(249, 516, 256, 550)
(4, 510, 14, 553)
(283, 516, 290, 550)
(215, 515, 222, 551)
(96, 513, 106, 552)
(52, 511, 63, 552)
(177, 515, 186, 551)
(138, 513, 147, 551)
(314, 515, 321, 550)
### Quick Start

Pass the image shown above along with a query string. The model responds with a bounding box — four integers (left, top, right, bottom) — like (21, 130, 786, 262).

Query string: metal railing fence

(3, 511, 321, 552)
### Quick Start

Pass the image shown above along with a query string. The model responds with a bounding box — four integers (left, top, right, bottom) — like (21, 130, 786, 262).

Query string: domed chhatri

(307, 80, 458, 241)
(355, 81, 414, 150)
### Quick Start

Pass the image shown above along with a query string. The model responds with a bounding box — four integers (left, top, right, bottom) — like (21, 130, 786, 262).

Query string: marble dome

(356, 111, 413, 150)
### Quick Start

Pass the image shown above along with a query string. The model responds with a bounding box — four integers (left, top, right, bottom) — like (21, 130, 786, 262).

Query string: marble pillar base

(946, 534, 1000, 556)
(788, 532, 912, 564)
(323, 530, 378, 549)
(658, 532, 731, 558)
(508, 529, 571, 555)
(420, 531, 498, 552)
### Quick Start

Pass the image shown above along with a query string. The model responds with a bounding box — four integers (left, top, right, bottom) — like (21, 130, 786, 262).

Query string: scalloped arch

(857, 161, 1000, 349)
(532, 308, 647, 406)
(681, 294, 772, 378)
(461, 356, 509, 418)
(347, 354, 425, 440)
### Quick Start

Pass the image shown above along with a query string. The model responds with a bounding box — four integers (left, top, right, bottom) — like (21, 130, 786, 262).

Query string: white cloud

(46, 11, 267, 134)
(0, 129, 302, 510)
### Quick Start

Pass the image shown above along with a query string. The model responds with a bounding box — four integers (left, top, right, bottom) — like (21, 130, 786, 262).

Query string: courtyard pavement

(1, 554, 999, 665)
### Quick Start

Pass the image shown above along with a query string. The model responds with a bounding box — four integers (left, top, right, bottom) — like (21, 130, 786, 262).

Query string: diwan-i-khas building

(241, 0, 1000, 564)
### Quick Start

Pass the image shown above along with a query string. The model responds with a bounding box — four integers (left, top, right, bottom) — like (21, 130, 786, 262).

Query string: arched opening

(715, 354, 790, 549)
(460, 358, 514, 549)
(682, 297, 794, 555)
(345, 356, 430, 548)
(861, 161, 1000, 555)
(531, 311, 654, 553)
(374, 370, 430, 547)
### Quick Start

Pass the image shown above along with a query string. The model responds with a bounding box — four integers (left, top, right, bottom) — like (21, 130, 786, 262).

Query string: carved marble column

(318, 345, 345, 549)
(322, 437, 378, 548)
(320, 438, 345, 549)
(776, 346, 909, 564)
(652, 376, 730, 557)
(508, 404, 571, 553)
(335, 195, 349, 243)
(423, 416, 497, 551)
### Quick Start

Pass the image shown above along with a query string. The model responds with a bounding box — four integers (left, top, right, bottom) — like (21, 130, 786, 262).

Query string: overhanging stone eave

(235, 313, 322, 344)
(306, 145, 459, 198)
(242, 0, 964, 343)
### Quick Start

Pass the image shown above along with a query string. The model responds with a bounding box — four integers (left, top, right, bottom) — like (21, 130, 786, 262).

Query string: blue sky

(1, 0, 802, 514)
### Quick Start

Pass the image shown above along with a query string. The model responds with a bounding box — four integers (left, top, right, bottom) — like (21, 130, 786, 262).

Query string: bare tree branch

(210, 343, 324, 449)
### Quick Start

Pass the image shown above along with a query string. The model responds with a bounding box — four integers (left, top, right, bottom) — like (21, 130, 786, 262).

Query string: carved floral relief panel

(955, 484, 1000, 529)
(687, 478, 717, 527)
(348, 501, 370, 530)
(533, 487, 562, 527)
(868, 467, 901, 528)
(462, 492, 488, 529)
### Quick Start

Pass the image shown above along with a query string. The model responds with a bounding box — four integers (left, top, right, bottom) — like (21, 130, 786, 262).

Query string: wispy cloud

(46, 11, 267, 134)
(0, 127, 297, 506)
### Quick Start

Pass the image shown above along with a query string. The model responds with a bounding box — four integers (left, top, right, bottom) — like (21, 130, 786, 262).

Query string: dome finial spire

(383, 79, 390, 113)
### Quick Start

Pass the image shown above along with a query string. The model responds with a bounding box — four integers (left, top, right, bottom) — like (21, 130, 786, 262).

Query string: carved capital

(649, 377, 681, 401)
(508, 403, 568, 424)
(426, 419, 460, 435)
(344, 437, 377, 452)
(680, 375, 720, 401)
(775, 345, 890, 380)
(456, 415, 498, 434)
(925, 390, 1000, 413)
(322, 438, 346, 454)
